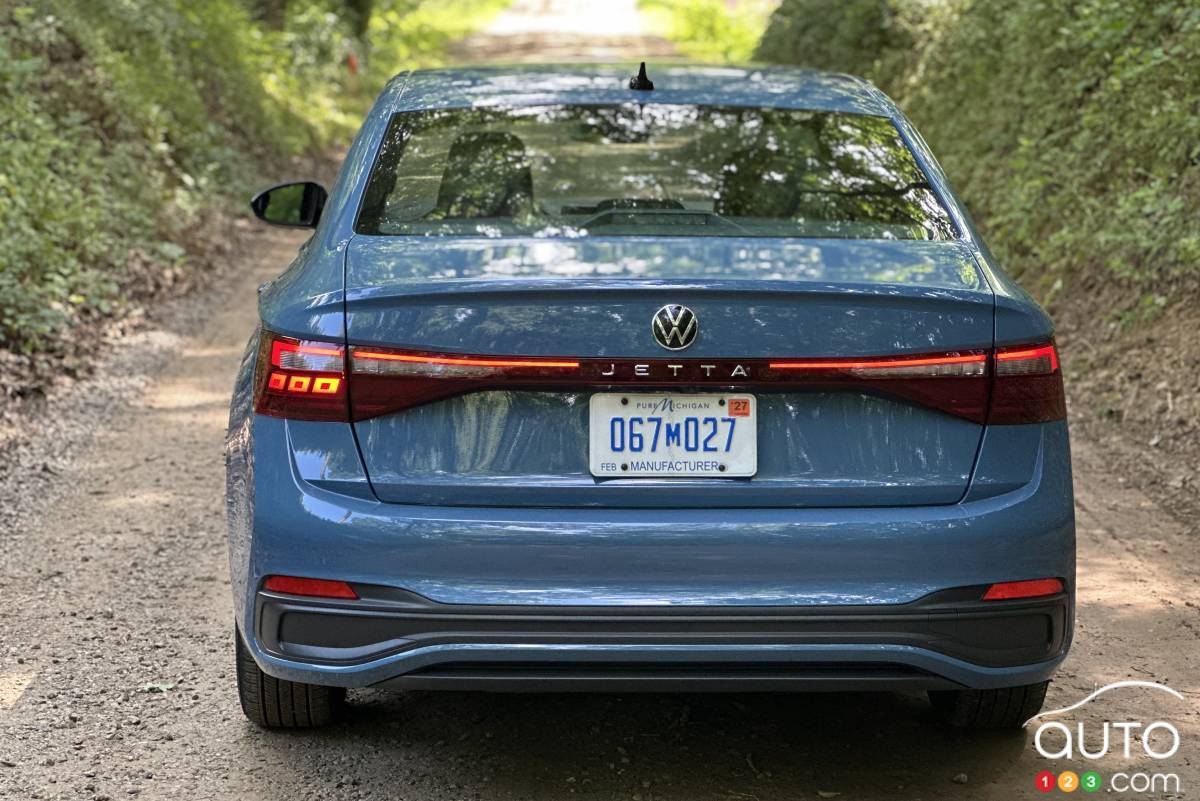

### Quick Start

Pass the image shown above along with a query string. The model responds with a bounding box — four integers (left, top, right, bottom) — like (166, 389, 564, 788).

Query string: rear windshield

(356, 104, 956, 240)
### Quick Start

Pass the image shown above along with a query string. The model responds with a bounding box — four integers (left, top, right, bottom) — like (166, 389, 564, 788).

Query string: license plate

(588, 393, 757, 478)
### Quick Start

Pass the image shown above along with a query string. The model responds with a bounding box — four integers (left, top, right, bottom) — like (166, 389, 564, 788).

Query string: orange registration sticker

(728, 398, 751, 417)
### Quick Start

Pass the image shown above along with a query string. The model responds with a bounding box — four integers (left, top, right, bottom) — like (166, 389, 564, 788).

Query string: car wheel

(235, 628, 345, 728)
(929, 680, 1049, 729)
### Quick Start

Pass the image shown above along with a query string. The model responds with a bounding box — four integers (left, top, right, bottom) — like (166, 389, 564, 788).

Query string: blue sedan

(227, 64, 1074, 729)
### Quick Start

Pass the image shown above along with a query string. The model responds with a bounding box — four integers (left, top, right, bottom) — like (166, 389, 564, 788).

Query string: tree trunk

(257, 0, 288, 30)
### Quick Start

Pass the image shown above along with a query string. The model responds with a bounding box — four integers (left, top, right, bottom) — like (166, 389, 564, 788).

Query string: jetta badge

(652, 304, 698, 350)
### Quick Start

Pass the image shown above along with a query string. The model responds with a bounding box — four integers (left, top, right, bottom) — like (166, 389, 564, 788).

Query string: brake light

(313, 342, 1064, 426)
(254, 332, 348, 421)
(982, 578, 1064, 600)
(263, 575, 358, 599)
(989, 341, 1065, 424)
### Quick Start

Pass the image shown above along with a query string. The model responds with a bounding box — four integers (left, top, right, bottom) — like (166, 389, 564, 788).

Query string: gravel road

(1, 220, 1198, 801)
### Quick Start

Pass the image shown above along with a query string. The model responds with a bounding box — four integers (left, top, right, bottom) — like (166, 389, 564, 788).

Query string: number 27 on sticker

(728, 398, 751, 417)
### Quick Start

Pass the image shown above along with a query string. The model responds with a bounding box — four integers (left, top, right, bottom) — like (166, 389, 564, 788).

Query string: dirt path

(450, 0, 675, 63)
(2, 8, 1199, 800)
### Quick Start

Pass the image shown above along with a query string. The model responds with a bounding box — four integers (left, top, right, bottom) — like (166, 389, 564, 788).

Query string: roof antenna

(629, 62, 654, 91)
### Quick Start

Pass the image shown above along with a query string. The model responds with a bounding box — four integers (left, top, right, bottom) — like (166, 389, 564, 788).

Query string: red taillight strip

(769, 353, 987, 371)
(261, 340, 1062, 426)
(996, 343, 1059, 373)
(352, 350, 579, 370)
(345, 346, 996, 424)
(351, 347, 986, 374)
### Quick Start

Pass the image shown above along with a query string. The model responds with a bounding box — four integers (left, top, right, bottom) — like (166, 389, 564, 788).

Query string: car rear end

(226, 67, 1074, 727)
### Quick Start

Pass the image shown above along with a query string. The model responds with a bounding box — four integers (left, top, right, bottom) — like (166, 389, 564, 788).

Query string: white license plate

(588, 393, 757, 478)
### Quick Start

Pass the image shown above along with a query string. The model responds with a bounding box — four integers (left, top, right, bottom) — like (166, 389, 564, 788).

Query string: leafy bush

(364, 0, 509, 90)
(639, 0, 776, 63)
(0, 1, 332, 359)
(755, 0, 1200, 300)
(753, 0, 919, 77)
(0, 0, 506, 365)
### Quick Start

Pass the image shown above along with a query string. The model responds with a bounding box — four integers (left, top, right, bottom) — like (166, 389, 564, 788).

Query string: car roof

(389, 64, 896, 118)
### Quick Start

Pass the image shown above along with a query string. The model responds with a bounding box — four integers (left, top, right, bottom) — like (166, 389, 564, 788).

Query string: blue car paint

(228, 64, 1075, 691)
(237, 417, 1071, 609)
(354, 390, 983, 507)
(342, 238, 996, 355)
(227, 410, 1073, 687)
(341, 237, 1006, 507)
(345, 236, 986, 291)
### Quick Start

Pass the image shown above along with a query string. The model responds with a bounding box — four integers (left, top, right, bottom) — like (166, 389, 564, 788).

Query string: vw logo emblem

(652, 304, 698, 350)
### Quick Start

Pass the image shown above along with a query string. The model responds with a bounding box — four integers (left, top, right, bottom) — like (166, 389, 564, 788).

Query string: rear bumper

(250, 586, 1069, 691)
(227, 416, 1076, 691)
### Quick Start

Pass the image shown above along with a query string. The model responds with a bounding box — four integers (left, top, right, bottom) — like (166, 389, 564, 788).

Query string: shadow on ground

(246, 689, 1027, 799)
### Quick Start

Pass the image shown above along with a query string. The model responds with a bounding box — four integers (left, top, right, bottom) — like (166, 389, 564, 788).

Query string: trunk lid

(345, 236, 994, 507)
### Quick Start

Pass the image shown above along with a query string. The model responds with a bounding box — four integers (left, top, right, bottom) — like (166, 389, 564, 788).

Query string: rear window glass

(356, 104, 956, 241)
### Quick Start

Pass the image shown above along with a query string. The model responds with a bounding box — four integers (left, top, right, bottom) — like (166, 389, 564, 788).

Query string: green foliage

(363, 0, 508, 91)
(640, 0, 776, 63)
(754, 0, 921, 76)
(756, 0, 1200, 300)
(0, 0, 339, 356)
(0, 0, 506, 358)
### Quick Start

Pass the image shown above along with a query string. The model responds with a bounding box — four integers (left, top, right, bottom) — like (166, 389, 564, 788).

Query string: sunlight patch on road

(144, 387, 232, 410)
(486, 0, 652, 36)
(98, 489, 187, 510)
(1074, 551, 1166, 614)
(0, 671, 35, 710)
(179, 345, 245, 359)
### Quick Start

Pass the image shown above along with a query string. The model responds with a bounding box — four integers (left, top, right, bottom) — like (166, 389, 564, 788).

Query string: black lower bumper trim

(377, 661, 961, 692)
(255, 585, 1069, 672)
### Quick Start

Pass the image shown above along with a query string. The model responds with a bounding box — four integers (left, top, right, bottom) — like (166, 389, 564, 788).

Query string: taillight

(767, 351, 991, 422)
(299, 341, 1066, 426)
(989, 341, 1065, 424)
(344, 346, 993, 423)
(768, 352, 987, 377)
(253, 332, 348, 421)
(349, 348, 582, 420)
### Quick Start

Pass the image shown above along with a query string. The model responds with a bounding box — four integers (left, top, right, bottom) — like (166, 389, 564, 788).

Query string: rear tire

(235, 628, 345, 728)
(929, 680, 1049, 729)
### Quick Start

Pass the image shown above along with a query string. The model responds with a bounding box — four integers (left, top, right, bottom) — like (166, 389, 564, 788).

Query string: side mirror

(249, 181, 328, 228)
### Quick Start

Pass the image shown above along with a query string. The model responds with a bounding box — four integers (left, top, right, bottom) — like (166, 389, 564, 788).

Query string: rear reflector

(981, 578, 1064, 601)
(263, 575, 358, 599)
